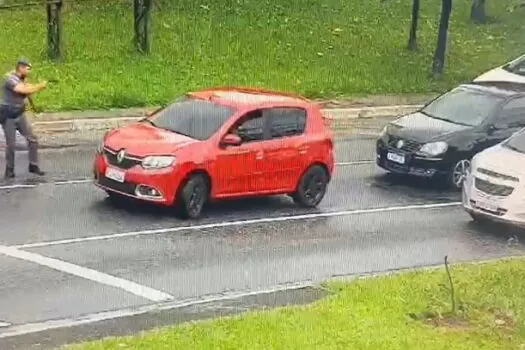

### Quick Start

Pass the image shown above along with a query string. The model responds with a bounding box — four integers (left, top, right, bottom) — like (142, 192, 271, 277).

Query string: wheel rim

(303, 173, 326, 204)
(452, 159, 470, 188)
(188, 184, 205, 215)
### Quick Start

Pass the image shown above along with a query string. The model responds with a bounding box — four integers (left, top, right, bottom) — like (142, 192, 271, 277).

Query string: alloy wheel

(452, 159, 470, 188)
(303, 173, 326, 205)
(188, 184, 205, 216)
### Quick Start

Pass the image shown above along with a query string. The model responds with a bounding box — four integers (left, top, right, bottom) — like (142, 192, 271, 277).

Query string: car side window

(496, 97, 525, 128)
(234, 110, 267, 143)
(266, 107, 307, 139)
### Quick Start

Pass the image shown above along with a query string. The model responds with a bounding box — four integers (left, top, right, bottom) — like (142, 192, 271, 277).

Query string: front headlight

(418, 141, 448, 156)
(141, 156, 176, 169)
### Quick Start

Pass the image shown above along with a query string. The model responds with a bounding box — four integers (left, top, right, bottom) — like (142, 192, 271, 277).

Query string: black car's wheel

(291, 165, 329, 208)
(176, 173, 209, 219)
(446, 159, 470, 190)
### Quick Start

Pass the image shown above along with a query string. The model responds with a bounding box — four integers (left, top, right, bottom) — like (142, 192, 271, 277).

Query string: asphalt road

(0, 135, 523, 349)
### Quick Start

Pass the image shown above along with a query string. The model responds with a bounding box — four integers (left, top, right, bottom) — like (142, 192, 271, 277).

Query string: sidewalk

(0, 101, 426, 149)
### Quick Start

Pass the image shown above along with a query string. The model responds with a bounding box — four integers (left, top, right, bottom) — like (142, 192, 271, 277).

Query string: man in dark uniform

(0, 59, 47, 178)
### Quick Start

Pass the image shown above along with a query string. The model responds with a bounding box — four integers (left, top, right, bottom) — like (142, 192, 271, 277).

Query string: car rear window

(148, 98, 236, 140)
(421, 87, 506, 126)
(503, 128, 525, 154)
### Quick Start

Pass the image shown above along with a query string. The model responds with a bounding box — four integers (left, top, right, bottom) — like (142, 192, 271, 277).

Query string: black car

(376, 81, 525, 189)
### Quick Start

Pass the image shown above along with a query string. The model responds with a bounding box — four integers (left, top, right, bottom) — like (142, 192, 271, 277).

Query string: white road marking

(0, 245, 174, 303)
(0, 161, 373, 191)
(0, 281, 315, 339)
(15, 202, 461, 249)
(0, 255, 522, 339)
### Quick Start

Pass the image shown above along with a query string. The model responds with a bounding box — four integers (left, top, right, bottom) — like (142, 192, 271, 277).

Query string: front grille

(474, 177, 514, 197)
(98, 175, 136, 195)
(387, 136, 422, 153)
(477, 168, 519, 182)
(103, 148, 142, 170)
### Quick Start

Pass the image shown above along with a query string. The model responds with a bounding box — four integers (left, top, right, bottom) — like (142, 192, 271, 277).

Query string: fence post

(133, 0, 152, 53)
(46, 0, 63, 60)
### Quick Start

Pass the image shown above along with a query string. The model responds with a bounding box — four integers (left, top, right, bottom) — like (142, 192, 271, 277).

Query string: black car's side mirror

(487, 124, 498, 133)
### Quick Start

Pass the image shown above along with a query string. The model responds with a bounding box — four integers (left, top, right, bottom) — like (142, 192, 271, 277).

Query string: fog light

(135, 185, 163, 199)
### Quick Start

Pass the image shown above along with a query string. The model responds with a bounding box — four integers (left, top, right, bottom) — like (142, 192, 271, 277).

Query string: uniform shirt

(2, 73, 26, 108)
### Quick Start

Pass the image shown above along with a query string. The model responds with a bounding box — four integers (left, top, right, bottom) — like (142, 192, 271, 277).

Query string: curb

(30, 104, 422, 133)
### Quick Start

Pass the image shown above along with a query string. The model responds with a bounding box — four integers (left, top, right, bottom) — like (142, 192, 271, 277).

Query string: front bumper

(376, 139, 450, 178)
(93, 153, 181, 205)
(462, 171, 525, 229)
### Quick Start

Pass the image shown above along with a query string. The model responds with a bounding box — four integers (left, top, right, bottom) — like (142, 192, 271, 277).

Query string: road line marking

(0, 184, 37, 190)
(0, 281, 314, 339)
(336, 160, 374, 166)
(0, 245, 174, 303)
(0, 161, 374, 191)
(1, 254, 523, 339)
(15, 202, 461, 249)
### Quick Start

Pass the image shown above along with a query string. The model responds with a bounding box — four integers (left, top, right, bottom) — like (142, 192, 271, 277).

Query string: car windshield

(147, 98, 236, 140)
(503, 55, 525, 75)
(503, 129, 525, 154)
(421, 87, 505, 127)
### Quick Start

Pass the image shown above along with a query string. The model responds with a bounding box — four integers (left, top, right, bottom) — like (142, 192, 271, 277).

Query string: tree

(408, 0, 420, 50)
(432, 0, 452, 77)
(470, 0, 487, 23)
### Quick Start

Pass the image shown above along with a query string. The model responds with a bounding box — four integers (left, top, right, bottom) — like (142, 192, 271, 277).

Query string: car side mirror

(487, 124, 498, 133)
(221, 134, 242, 147)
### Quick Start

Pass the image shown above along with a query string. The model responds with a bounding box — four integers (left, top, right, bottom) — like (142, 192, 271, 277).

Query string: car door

(481, 97, 525, 150)
(258, 107, 308, 192)
(213, 109, 269, 197)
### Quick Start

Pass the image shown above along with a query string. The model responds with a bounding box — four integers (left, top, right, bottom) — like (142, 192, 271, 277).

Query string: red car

(93, 87, 335, 219)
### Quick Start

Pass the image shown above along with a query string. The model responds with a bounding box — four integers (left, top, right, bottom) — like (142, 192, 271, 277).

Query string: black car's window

(233, 110, 267, 143)
(503, 128, 525, 154)
(149, 98, 236, 141)
(503, 56, 525, 76)
(266, 107, 307, 139)
(421, 87, 506, 127)
(496, 97, 525, 128)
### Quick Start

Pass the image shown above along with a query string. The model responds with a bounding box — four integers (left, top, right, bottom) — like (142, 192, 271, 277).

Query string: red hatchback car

(93, 87, 335, 219)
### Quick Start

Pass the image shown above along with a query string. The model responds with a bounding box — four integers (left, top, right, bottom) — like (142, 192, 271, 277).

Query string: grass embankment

(0, 0, 523, 112)
(65, 258, 525, 350)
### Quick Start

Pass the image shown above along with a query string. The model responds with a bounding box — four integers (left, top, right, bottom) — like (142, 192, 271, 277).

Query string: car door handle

(255, 151, 264, 160)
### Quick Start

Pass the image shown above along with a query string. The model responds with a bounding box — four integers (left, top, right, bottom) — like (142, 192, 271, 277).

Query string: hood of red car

(104, 122, 198, 156)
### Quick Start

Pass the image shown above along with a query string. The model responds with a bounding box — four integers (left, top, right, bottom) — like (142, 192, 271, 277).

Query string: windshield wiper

(141, 118, 156, 127)
(422, 112, 472, 126)
(504, 144, 525, 154)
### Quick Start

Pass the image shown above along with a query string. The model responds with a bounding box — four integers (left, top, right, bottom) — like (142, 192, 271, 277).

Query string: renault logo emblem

(396, 140, 404, 149)
(116, 150, 126, 163)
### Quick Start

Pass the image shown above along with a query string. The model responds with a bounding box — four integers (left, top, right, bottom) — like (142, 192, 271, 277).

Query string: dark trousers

(1, 114, 39, 170)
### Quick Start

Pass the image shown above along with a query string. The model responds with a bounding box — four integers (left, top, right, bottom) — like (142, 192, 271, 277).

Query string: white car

(474, 54, 525, 84)
(462, 128, 525, 229)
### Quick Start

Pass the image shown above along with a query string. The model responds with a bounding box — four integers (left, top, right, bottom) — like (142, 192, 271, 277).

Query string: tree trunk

(432, 0, 452, 77)
(408, 0, 420, 51)
(470, 0, 486, 23)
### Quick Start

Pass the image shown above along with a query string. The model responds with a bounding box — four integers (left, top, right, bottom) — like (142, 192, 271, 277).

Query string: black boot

(4, 167, 15, 179)
(29, 164, 45, 176)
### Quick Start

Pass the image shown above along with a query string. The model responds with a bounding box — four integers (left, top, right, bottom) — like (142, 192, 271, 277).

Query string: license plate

(105, 167, 125, 183)
(476, 200, 498, 212)
(387, 152, 405, 164)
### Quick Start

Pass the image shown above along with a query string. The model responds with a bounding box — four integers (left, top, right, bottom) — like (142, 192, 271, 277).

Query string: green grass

(1, 0, 524, 112)
(64, 258, 525, 350)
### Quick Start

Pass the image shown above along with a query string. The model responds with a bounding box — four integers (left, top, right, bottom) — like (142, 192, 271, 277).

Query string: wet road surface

(0, 135, 523, 348)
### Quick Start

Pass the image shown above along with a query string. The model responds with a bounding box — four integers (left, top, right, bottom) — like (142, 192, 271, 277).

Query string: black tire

(291, 165, 329, 208)
(176, 173, 209, 219)
(445, 158, 471, 191)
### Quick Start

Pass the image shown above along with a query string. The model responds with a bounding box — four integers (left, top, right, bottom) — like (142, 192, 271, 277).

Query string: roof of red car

(188, 87, 312, 108)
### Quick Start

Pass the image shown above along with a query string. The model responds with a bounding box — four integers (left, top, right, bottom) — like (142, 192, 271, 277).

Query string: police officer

(0, 59, 47, 178)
